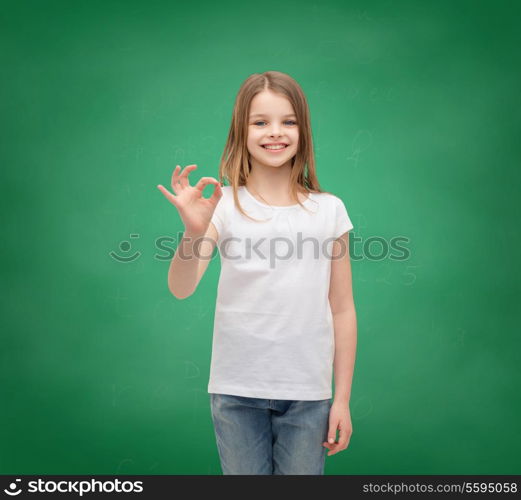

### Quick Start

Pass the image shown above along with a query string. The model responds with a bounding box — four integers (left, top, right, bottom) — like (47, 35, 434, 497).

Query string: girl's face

(246, 90, 299, 169)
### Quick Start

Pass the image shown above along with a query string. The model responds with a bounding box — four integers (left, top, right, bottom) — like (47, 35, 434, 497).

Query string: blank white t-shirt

(208, 185, 354, 400)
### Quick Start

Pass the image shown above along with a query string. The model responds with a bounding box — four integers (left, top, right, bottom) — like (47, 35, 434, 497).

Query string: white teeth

(263, 145, 287, 150)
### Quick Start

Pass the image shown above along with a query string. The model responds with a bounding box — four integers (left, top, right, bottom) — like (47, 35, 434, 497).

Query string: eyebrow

(249, 113, 296, 118)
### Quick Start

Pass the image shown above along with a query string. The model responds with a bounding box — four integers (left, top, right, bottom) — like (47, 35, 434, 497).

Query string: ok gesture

(157, 164, 222, 236)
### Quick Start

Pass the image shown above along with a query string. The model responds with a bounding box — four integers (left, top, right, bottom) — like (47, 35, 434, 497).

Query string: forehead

(249, 90, 295, 116)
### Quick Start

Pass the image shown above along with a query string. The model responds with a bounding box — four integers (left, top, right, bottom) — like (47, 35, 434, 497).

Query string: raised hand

(157, 164, 222, 236)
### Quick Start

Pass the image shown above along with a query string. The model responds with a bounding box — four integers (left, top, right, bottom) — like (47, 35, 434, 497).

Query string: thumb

(327, 425, 337, 444)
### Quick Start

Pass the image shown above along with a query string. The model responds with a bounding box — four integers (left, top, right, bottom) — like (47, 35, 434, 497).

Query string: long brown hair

(215, 71, 331, 221)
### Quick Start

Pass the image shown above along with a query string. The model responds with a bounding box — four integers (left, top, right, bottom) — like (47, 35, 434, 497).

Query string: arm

(323, 230, 357, 456)
(157, 164, 222, 299)
(167, 222, 218, 299)
(330, 230, 357, 406)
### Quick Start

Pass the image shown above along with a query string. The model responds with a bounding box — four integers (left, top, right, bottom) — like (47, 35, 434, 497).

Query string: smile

(261, 144, 288, 152)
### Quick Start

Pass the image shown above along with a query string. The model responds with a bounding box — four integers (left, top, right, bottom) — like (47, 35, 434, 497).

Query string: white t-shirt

(207, 185, 354, 400)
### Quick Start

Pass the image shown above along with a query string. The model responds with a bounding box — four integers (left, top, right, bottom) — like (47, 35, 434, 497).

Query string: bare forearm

(168, 231, 203, 299)
(332, 307, 357, 406)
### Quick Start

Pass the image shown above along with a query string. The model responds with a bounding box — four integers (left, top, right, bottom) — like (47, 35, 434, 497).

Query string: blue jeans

(210, 393, 332, 475)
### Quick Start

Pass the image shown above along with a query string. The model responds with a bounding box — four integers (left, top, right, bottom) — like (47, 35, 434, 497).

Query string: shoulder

(312, 192, 352, 223)
(311, 190, 345, 207)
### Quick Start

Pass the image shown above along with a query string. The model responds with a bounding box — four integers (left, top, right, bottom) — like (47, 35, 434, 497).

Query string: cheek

(246, 137, 261, 157)
(247, 130, 259, 146)
(246, 137, 257, 152)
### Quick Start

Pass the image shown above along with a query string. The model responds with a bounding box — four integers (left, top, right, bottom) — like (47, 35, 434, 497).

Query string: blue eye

(253, 120, 297, 126)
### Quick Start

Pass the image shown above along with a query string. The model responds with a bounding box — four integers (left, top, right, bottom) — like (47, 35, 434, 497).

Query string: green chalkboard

(1, 0, 520, 475)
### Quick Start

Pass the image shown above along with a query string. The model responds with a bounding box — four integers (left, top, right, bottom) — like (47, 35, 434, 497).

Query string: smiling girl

(157, 70, 357, 475)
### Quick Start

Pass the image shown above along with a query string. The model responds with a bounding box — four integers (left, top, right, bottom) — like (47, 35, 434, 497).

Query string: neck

(245, 160, 308, 205)
(246, 160, 295, 197)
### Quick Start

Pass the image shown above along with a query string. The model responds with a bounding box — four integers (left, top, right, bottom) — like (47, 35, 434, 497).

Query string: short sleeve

(210, 187, 227, 238)
(333, 196, 354, 239)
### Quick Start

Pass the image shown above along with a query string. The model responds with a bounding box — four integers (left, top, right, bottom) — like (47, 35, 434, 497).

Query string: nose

(269, 125, 282, 137)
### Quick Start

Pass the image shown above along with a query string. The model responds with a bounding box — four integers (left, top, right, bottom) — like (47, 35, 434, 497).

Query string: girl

(157, 71, 357, 475)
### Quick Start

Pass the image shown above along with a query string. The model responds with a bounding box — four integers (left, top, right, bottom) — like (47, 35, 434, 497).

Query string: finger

(323, 440, 339, 450)
(338, 427, 350, 448)
(327, 426, 337, 445)
(194, 178, 222, 199)
(338, 424, 352, 447)
(171, 165, 182, 194)
(328, 441, 343, 455)
(209, 181, 223, 203)
(323, 442, 339, 457)
(323, 432, 349, 456)
(179, 164, 198, 188)
(157, 184, 178, 207)
(338, 436, 349, 450)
